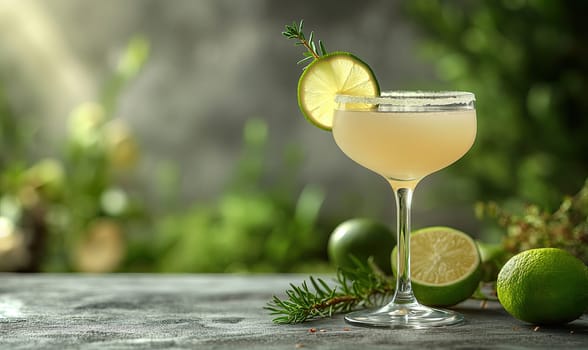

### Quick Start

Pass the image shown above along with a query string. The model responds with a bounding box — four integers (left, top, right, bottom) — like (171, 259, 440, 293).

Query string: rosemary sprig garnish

(282, 19, 328, 66)
(265, 258, 395, 324)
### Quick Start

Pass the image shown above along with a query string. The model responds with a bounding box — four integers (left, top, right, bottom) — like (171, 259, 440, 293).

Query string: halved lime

(392, 226, 482, 306)
(297, 52, 380, 131)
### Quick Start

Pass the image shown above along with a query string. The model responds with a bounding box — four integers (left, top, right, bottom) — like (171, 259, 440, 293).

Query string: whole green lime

(327, 218, 395, 274)
(497, 248, 588, 325)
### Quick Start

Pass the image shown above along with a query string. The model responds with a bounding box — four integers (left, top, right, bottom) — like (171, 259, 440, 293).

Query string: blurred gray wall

(0, 0, 472, 228)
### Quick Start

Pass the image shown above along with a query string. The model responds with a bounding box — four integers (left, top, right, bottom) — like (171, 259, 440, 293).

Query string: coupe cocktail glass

(332, 91, 477, 328)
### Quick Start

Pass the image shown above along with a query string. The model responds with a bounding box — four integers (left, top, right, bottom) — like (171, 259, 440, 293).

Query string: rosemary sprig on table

(265, 258, 395, 324)
(282, 19, 328, 66)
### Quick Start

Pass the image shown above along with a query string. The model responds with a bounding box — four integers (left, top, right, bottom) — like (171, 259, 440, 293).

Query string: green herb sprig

(265, 258, 395, 324)
(282, 19, 328, 66)
(476, 177, 588, 264)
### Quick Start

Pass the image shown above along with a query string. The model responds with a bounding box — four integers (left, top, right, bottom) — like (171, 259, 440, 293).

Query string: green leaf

(319, 40, 327, 55)
(297, 56, 313, 66)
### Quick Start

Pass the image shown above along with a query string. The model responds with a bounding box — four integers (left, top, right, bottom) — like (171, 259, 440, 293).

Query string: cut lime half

(392, 226, 482, 306)
(297, 52, 380, 131)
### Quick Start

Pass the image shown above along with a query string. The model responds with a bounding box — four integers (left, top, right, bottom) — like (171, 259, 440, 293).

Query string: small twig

(282, 19, 328, 66)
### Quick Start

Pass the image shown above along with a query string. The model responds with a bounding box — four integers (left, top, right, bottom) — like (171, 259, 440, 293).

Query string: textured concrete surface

(0, 274, 586, 349)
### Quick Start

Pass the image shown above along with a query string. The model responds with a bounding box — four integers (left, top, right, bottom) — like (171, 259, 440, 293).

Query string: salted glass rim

(335, 90, 475, 109)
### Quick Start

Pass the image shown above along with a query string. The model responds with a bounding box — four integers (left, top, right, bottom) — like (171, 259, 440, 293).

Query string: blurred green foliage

(0, 37, 148, 272)
(406, 0, 588, 211)
(2, 2, 588, 272)
(150, 118, 332, 272)
(0, 33, 334, 273)
(477, 177, 588, 268)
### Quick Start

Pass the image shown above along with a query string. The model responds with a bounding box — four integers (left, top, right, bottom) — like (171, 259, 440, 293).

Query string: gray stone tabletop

(0, 274, 586, 349)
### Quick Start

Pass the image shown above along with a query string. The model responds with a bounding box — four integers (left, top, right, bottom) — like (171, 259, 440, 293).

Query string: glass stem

(391, 185, 418, 305)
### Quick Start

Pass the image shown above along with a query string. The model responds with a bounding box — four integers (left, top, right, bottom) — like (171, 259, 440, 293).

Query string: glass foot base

(345, 302, 464, 329)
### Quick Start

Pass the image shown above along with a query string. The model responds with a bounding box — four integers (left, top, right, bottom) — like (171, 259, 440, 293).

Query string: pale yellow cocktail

(333, 109, 476, 185)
